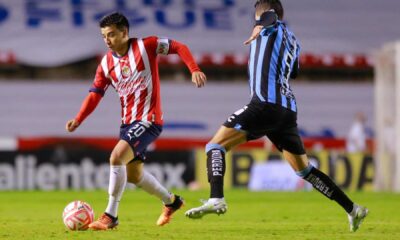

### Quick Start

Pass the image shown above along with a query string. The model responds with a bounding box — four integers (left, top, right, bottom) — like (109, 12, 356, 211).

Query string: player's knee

(109, 152, 123, 165)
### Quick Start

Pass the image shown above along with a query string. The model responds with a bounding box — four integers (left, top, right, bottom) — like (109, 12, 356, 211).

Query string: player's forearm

(75, 92, 102, 124)
(169, 40, 201, 73)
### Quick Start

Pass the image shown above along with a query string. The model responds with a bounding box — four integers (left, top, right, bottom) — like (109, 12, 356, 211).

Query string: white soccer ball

(62, 200, 94, 231)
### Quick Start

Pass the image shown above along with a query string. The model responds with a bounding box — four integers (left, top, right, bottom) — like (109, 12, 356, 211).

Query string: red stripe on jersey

(146, 105, 154, 122)
(124, 93, 135, 124)
(135, 88, 148, 120)
(145, 80, 158, 123)
(91, 61, 110, 95)
(132, 39, 145, 72)
(120, 96, 125, 124)
(106, 52, 118, 84)
(97, 62, 106, 79)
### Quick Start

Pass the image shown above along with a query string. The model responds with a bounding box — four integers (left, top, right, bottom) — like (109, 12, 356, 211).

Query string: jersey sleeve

(290, 57, 299, 79)
(144, 36, 200, 73)
(75, 92, 102, 124)
(143, 36, 171, 56)
(156, 37, 171, 55)
(90, 63, 111, 96)
(169, 40, 201, 73)
(290, 44, 301, 79)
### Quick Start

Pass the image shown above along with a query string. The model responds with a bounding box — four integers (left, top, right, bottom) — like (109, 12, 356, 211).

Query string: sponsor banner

(0, 144, 195, 190)
(0, 137, 374, 191)
(248, 161, 313, 191)
(195, 149, 374, 191)
(0, 0, 253, 66)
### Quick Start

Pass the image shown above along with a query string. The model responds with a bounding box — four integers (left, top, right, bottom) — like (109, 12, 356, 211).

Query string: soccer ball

(62, 200, 94, 231)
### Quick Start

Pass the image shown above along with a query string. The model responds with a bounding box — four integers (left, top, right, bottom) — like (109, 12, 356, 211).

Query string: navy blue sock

(206, 144, 226, 198)
(297, 164, 354, 213)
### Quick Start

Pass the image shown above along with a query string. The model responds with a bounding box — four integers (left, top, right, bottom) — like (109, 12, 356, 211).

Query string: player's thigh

(266, 125, 309, 171)
(209, 126, 247, 151)
(126, 160, 144, 184)
(110, 140, 135, 165)
(282, 150, 309, 172)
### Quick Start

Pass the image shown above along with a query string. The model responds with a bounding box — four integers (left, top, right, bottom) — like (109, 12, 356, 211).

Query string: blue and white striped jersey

(248, 21, 300, 112)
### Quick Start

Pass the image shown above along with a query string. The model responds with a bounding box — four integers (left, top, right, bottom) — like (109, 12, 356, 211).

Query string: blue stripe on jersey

(255, 36, 268, 102)
(267, 27, 283, 104)
(288, 43, 298, 112)
(249, 40, 257, 98)
(281, 91, 287, 108)
(291, 98, 297, 111)
(279, 51, 289, 108)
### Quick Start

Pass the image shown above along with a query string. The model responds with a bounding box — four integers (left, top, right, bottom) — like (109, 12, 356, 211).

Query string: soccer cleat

(185, 198, 227, 219)
(88, 212, 119, 231)
(348, 205, 369, 232)
(156, 194, 185, 226)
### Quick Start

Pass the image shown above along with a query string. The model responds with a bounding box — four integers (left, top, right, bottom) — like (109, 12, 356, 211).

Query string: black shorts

(223, 101, 305, 155)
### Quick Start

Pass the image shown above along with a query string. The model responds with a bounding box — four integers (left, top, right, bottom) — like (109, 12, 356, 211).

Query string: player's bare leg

(185, 126, 246, 219)
(89, 140, 133, 230)
(283, 151, 368, 232)
(127, 159, 184, 226)
(209, 126, 249, 151)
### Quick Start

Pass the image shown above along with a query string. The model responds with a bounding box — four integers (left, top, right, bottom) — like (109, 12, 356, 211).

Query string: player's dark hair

(255, 0, 284, 20)
(99, 12, 129, 32)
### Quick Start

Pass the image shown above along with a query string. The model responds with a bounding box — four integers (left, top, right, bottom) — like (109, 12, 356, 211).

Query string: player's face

(100, 25, 128, 51)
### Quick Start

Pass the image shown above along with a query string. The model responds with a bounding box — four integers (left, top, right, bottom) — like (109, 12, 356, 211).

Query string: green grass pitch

(0, 190, 399, 240)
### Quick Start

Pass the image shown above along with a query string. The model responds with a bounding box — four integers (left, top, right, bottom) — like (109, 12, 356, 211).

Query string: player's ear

(123, 27, 129, 37)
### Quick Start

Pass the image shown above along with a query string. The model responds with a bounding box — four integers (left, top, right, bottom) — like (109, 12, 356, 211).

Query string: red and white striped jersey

(90, 36, 174, 125)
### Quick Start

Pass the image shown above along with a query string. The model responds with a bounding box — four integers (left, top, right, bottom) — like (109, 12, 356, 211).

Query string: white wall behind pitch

(0, 80, 373, 138)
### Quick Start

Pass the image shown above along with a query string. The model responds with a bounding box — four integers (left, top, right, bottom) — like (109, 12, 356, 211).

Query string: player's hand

(65, 119, 80, 132)
(192, 71, 207, 88)
(244, 25, 263, 45)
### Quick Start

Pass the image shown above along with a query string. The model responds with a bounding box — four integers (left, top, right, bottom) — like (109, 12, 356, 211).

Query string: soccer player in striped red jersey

(65, 12, 206, 230)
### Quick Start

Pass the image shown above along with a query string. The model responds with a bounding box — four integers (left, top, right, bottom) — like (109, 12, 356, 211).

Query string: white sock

(209, 198, 224, 203)
(136, 171, 173, 204)
(105, 165, 127, 218)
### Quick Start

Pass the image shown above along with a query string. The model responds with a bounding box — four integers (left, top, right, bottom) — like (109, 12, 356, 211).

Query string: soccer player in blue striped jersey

(247, 7, 299, 112)
(186, 0, 368, 232)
